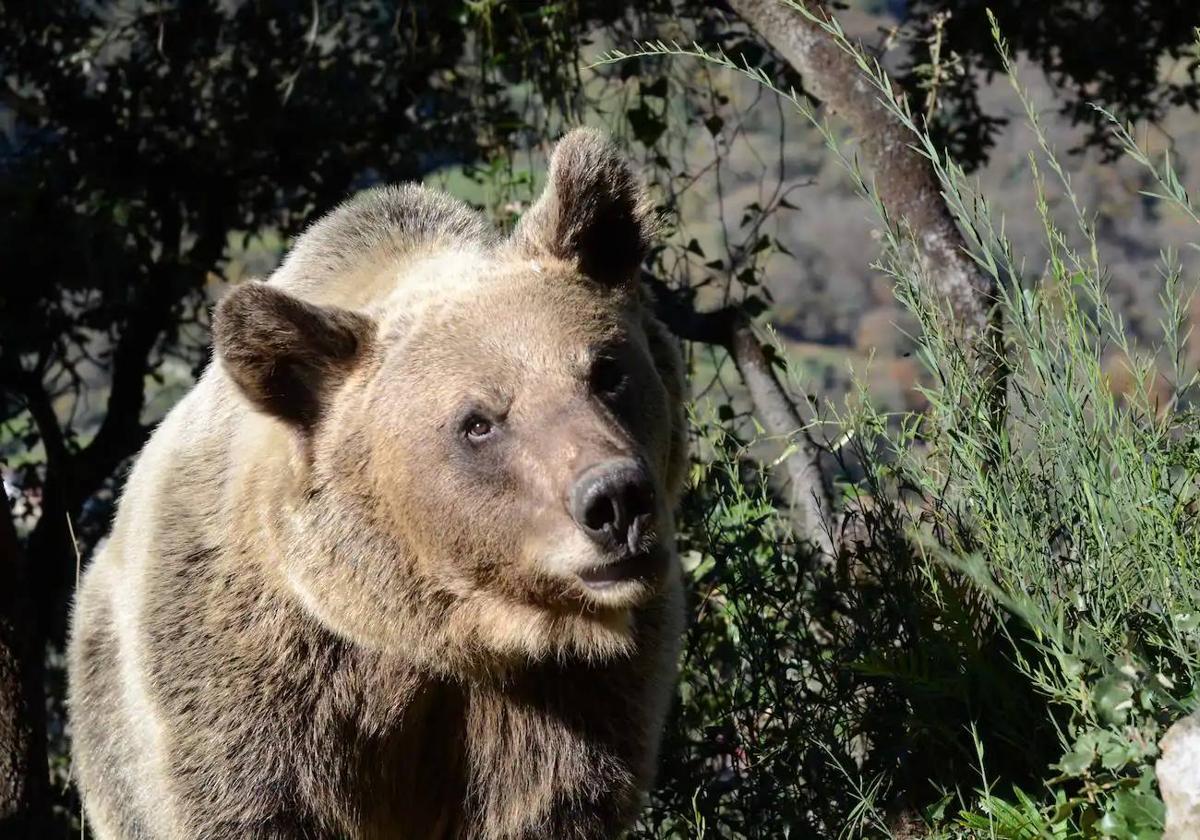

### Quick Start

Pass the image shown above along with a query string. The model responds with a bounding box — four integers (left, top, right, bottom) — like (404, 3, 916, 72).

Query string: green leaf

(1059, 746, 1093, 776)
(1094, 676, 1136, 725)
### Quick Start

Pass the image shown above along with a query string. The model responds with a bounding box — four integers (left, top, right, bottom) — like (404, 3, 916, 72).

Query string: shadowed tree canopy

(0, 0, 614, 637)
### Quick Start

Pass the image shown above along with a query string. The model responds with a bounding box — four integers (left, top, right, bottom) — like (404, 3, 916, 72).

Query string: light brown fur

(68, 129, 688, 839)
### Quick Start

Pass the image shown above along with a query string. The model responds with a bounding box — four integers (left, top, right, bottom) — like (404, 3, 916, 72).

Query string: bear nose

(569, 459, 655, 555)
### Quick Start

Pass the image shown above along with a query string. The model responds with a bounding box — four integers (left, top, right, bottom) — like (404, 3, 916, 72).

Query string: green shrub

(624, 14, 1200, 839)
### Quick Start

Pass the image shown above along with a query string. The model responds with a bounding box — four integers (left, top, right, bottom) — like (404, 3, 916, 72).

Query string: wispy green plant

(604, 7, 1200, 840)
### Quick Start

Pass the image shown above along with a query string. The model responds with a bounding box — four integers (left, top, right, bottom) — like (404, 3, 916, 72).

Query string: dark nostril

(570, 459, 655, 550)
(624, 481, 653, 521)
(583, 492, 621, 534)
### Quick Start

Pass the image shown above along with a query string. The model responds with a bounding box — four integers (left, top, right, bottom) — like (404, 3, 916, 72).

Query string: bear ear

(511, 127, 656, 287)
(213, 282, 374, 429)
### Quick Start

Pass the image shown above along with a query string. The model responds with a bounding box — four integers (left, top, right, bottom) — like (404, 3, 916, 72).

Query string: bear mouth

(577, 549, 666, 593)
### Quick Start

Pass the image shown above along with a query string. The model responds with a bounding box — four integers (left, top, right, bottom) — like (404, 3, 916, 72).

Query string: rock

(1158, 712, 1200, 839)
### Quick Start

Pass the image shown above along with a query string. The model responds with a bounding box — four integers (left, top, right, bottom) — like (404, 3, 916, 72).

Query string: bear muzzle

(568, 458, 665, 593)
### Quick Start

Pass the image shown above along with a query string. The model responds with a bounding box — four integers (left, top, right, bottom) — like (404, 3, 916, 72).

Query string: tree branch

(26, 214, 228, 639)
(74, 205, 227, 496)
(728, 320, 836, 559)
(72, 306, 163, 495)
(727, 0, 1006, 418)
(14, 377, 68, 478)
(646, 274, 835, 559)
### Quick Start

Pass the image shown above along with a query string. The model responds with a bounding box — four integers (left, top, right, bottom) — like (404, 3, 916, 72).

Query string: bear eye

(591, 356, 626, 396)
(463, 415, 495, 442)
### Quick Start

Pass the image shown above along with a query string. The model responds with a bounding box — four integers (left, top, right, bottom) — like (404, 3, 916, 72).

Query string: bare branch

(727, 0, 1005, 415)
(645, 274, 835, 559)
(728, 320, 836, 559)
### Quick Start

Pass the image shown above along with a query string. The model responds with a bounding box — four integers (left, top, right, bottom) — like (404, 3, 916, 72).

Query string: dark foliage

(901, 0, 1200, 169)
(633, 425, 1061, 837)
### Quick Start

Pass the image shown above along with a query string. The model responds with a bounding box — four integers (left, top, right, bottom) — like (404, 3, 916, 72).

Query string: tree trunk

(728, 0, 1006, 418)
(0, 496, 50, 838)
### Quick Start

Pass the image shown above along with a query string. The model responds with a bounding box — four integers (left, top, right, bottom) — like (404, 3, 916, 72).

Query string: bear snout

(566, 458, 669, 597)
(569, 458, 656, 554)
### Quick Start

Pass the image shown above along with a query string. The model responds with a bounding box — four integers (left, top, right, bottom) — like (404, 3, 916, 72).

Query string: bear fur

(67, 128, 688, 840)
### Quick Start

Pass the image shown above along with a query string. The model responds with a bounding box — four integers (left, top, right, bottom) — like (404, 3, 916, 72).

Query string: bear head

(213, 129, 687, 667)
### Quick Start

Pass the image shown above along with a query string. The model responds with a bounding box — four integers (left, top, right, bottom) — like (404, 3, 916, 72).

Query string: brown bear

(67, 128, 688, 840)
